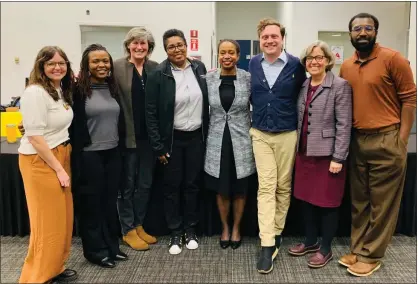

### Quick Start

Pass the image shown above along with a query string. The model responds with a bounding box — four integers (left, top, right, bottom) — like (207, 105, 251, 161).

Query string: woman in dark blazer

(71, 44, 127, 268)
(287, 40, 352, 268)
(145, 29, 209, 255)
(113, 27, 159, 251)
(204, 39, 256, 250)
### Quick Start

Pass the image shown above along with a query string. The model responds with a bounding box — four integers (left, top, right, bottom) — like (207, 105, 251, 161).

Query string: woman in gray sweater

(204, 40, 256, 249)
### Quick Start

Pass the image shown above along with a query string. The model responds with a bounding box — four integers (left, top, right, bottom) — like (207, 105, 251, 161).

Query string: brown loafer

(347, 261, 382, 277)
(338, 253, 357, 267)
(288, 242, 320, 256)
(308, 251, 333, 268)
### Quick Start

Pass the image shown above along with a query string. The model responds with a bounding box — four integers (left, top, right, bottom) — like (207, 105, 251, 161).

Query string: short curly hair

(348, 13, 379, 32)
(257, 17, 286, 38)
(162, 29, 187, 51)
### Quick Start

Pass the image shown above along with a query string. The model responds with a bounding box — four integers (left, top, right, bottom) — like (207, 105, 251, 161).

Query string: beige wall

(1, 2, 214, 103)
(317, 32, 355, 76)
(281, 2, 410, 58)
(408, 2, 416, 82)
(407, 2, 416, 151)
(216, 2, 277, 41)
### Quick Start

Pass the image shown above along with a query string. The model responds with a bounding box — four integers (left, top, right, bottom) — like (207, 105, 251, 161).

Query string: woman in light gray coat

(205, 40, 256, 250)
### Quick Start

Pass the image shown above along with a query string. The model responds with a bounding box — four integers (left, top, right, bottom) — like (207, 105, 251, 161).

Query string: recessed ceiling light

(332, 34, 341, 37)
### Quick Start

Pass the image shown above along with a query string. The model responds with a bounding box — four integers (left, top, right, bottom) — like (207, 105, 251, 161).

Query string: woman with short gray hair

(287, 40, 352, 268)
(123, 27, 155, 59)
(114, 26, 159, 251)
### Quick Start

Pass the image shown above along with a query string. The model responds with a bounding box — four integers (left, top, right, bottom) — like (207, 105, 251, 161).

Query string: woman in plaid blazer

(288, 40, 352, 268)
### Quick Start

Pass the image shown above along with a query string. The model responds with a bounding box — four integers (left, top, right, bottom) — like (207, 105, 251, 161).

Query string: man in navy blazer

(248, 17, 306, 274)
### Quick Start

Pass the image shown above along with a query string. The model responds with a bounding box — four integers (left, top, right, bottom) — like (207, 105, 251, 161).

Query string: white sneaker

(185, 231, 199, 250)
(168, 235, 183, 255)
(169, 244, 182, 255)
(186, 239, 198, 250)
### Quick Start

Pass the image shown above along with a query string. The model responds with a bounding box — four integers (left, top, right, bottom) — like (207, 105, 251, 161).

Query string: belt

(59, 139, 71, 147)
(355, 124, 399, 134)
(174, 127, 202, 134)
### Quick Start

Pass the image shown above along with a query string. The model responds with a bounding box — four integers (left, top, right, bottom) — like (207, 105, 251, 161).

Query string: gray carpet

(1, 235, 416, 283)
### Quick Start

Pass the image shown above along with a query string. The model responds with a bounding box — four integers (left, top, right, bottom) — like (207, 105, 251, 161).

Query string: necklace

(63, 103, 70, 110)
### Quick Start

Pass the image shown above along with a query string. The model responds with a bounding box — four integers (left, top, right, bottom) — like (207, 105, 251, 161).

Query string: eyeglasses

(351, 25, 375, 34)
(45, 61, 67, 68)
(167, 43, 186, 53)
(306, 55, 326, 63)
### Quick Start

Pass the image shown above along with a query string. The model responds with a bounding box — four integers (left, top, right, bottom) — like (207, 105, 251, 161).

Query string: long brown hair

(28, 46, 74, 105)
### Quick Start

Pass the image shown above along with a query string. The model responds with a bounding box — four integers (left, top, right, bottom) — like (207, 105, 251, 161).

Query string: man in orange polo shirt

(339, 13, 416, 277)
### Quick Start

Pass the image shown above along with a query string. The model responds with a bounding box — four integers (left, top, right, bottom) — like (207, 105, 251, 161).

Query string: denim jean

(117, 139, 156, 235)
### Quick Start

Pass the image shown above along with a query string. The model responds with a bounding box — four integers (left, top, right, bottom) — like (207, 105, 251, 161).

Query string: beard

(351, 36, 376, 53)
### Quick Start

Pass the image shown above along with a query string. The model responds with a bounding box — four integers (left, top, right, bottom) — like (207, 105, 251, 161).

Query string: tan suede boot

(136, 225, 157, 244)
(347, 261, 382, 277)
(338, 253, 357, 267)
(123, 229, 149, 251)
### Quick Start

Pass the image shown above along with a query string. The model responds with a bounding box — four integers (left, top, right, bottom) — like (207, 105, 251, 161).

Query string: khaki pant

(349, 126, 407, 263)
(19, 144, 73, 283)
(250, 128, 297, 247)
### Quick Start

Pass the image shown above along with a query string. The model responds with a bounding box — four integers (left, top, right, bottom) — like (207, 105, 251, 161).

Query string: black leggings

(303, 201, 339, 255)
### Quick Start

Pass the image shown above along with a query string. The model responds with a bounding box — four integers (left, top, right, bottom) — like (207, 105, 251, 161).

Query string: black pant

(76, 147, 121, 261)
(117, 139, 156, 235)
(162, 129, 204, 235)
(303, 201, 339, 255)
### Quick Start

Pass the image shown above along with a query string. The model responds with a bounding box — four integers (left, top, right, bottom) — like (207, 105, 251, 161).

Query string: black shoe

(89, 257, 116, 268)
(52, 269, 78, 282)
(230, 239, 242, 250)
(220, 238, 230, 249)
(114, 250, 128, 261)
(184, 231, 199, 250)
(257, 246, 279, 274)
(275, 235, 282, 251)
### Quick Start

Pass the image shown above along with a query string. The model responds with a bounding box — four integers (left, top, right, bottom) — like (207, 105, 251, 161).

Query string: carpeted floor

(1, 235, 416, 283)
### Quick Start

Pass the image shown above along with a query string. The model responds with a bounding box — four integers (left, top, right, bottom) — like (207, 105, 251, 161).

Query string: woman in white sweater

(18, 46, 77, 283)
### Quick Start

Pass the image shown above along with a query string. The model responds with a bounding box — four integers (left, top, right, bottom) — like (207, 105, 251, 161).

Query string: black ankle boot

(52, 269, 78, 282)
(257, 246, 278, 274)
